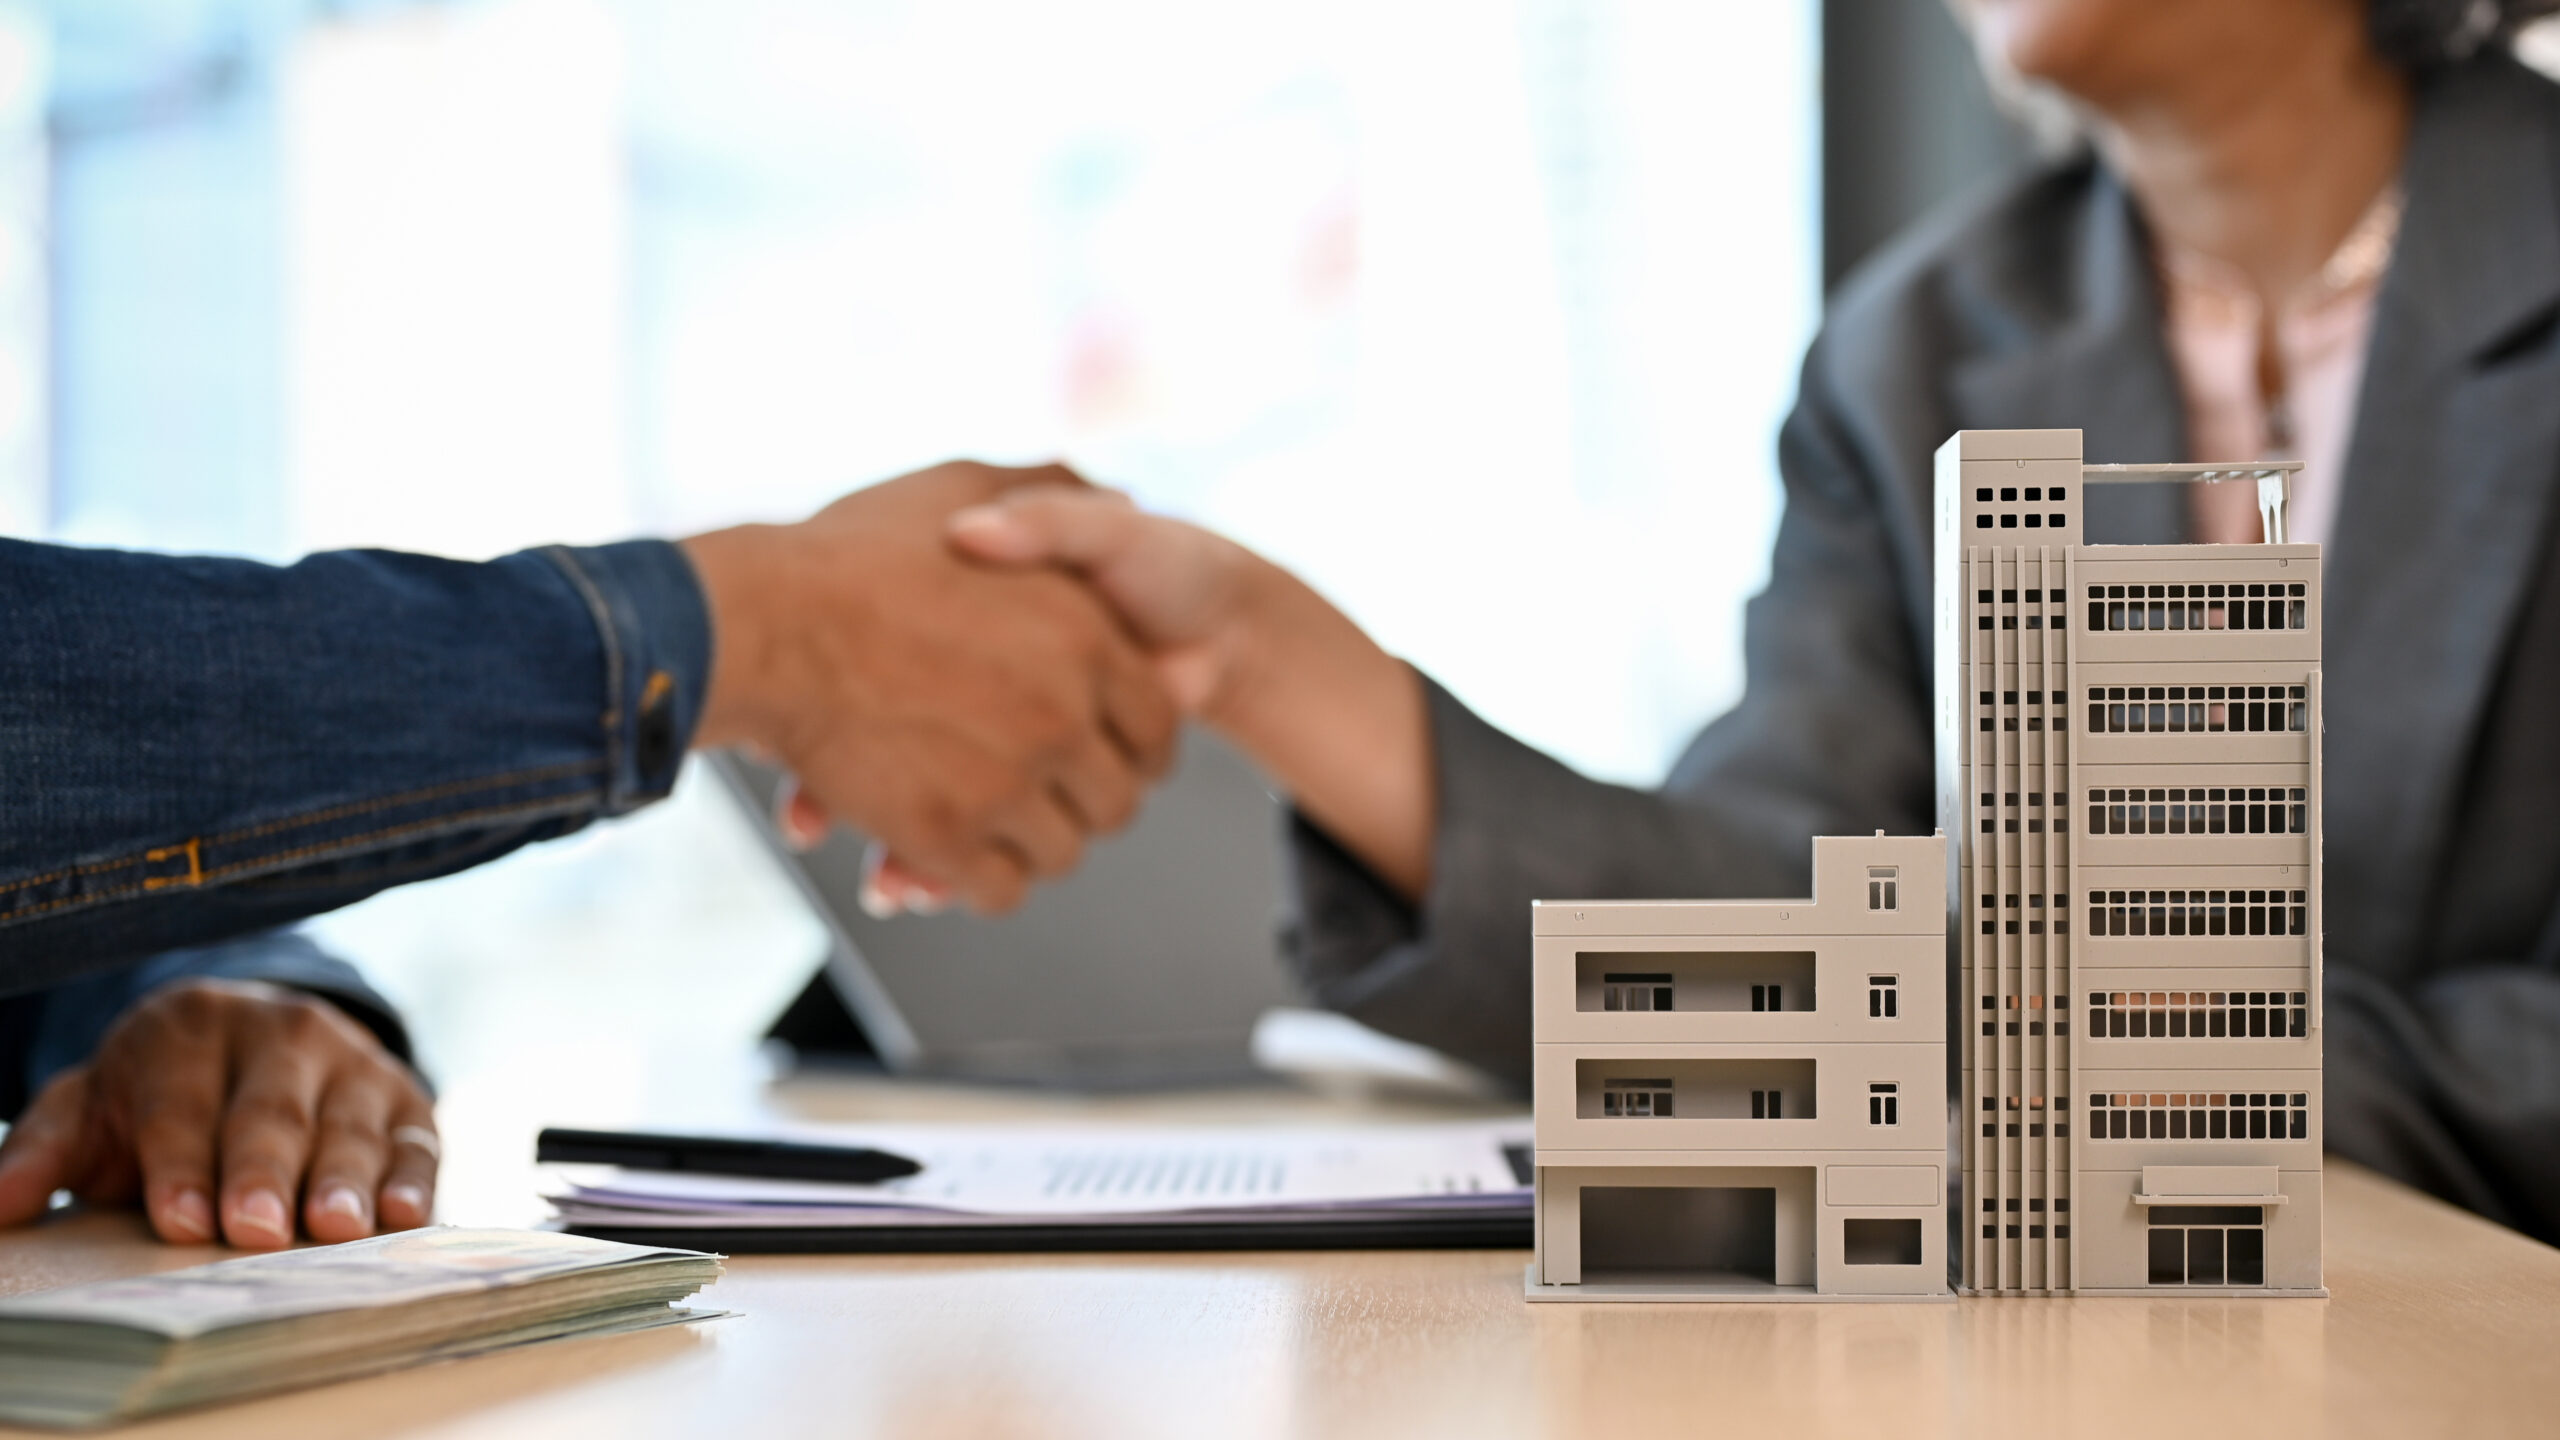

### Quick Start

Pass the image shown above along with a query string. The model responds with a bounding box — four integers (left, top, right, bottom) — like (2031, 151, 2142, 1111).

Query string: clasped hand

(855, 479, 1433, 911)
(682, 462, 1187, 912)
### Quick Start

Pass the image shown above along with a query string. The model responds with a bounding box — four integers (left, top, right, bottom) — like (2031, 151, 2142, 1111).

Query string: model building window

(1868, 1083, 1900, 1126)
(2089, 889, 2308, 937)
(2088, 1091, 2308, 1141)
(2147, 1206, 2267, 1286)
(1750, 984, 1784, 1012)
(1979, 1093, 2061, 1137)
(1601, 973, 1674, 1012)
(1977, 595, 2071, 633)
(2086, 786, 2308, 836)
(2085, 684, 2308, 735)
(1601, 1078, 1674, 1118)
(1843, 1216, 1923, 1265)
(1869, 975, 1898, 1019)
(1868, 866, 1899, 910)
(2089, 991, 2309, 1039)
(1750, 1089, 1784, 1119)
(2087, 582, 2308, 633)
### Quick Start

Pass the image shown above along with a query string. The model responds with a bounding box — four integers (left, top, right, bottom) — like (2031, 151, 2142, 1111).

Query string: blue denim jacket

(0, 537, 711, 997)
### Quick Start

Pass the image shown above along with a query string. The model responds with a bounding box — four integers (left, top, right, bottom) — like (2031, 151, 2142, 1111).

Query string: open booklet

(545, 1118, 1532, 1251)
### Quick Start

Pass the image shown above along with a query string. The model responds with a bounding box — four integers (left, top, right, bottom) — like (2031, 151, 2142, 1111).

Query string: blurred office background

(14, 2, 2550, 1099)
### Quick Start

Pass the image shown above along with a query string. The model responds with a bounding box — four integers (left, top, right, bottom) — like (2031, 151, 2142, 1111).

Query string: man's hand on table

(0, 979, 437, 1249)
(681, 461, 1181, 914)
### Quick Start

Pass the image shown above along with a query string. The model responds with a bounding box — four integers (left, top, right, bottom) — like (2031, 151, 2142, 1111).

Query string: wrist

(1193, 556, 1434, 900)
(1193, 550, 1300, 737)
(679, 524, 796, 753)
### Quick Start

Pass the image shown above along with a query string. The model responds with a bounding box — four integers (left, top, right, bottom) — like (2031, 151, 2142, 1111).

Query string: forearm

(1283, 675, 1914, 1088)
(0, 539, 709, 994)
(1202, 557, 1436, 901)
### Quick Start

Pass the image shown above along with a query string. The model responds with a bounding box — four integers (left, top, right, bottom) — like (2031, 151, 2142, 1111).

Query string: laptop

(712, 730, 1301, 1087)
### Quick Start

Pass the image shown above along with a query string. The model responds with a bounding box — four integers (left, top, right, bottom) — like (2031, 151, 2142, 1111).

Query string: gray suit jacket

(1284, 51, 2560, 1241)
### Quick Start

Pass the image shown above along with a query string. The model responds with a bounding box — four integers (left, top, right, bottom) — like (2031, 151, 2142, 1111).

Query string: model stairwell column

(1940, 430, 2084, 1295)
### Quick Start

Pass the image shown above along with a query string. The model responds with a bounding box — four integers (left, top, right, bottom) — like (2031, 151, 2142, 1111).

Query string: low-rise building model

(1527, 833, 1951, 1301)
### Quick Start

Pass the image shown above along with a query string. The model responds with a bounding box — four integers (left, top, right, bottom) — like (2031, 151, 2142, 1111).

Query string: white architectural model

(1940, 428, 2323, 1296)
(1525, 427, 2324, 1302)
(1527, 834, 1950, 1301)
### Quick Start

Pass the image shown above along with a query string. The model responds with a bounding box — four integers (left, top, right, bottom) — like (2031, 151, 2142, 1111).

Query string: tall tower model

(1937, 429, 2324, 1296)
(1526, 835, 1949, 1301)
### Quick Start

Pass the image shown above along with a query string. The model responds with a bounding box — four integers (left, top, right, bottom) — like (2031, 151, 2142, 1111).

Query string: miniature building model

(1937, 429, 2324, 1296)
(1527, 835, 1949, 1301)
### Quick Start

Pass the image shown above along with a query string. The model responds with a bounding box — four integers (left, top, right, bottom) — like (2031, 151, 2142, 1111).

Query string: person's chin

(1957, 0, 2118, 92)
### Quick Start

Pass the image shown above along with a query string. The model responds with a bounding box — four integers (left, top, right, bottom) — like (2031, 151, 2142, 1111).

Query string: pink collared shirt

(2159, 189, 2402, 546)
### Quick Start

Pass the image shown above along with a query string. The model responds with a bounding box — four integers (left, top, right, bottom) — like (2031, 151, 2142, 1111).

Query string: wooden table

(2, 1074, 2555, 1440)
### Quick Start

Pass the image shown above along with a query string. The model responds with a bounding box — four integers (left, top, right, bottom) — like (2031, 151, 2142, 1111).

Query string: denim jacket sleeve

(0, 538, 712, 997)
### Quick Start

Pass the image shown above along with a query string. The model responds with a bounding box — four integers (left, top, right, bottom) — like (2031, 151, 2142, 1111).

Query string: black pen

(536, 1128, 923, 1184)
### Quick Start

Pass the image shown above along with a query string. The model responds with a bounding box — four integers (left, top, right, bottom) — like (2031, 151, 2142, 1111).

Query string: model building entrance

(1581, 1185, 1781, 1285)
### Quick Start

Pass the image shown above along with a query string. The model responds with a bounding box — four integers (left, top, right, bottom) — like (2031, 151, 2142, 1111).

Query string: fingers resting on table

(0, 978, 437, 1250)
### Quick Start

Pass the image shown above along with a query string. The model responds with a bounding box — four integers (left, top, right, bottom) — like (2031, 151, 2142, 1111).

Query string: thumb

(946, 487, 1142, 572)
(0, 1068, 94, 1227)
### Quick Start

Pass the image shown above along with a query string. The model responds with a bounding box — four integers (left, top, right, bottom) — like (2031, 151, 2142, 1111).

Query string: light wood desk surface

(2, 1073, 2555, 1440)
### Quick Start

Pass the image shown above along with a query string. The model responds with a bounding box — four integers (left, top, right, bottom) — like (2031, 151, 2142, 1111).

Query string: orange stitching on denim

(197, 761, 605, 848)
(140, 837, 204, 891)
(195, 794, 602, 882)
(1, 879, 154, 923)
(640, 668, 673, 711)
(0, 852, 155, 899)
(0, 793, 603, 925)
(0, 761, 602, 901)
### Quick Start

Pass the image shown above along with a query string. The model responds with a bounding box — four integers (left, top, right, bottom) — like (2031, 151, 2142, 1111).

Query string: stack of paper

(0, 1228, 723, 1428)
(547, 1120, 1531, 1247)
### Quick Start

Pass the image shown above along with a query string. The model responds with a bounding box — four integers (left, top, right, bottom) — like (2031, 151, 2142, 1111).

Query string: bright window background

(13, 0, 1821, 1096)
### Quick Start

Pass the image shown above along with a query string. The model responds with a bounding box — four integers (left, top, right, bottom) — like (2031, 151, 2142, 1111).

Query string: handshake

(0, 457, 1427, 1253)
(681, 458, 1414, 914)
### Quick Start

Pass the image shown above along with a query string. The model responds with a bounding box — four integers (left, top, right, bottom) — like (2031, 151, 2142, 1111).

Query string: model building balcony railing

(1572, 1058, 1816, 1121)
(1572, 951, 1815, 1013)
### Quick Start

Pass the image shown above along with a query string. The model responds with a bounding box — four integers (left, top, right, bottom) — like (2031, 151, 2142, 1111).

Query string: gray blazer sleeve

(2324, 966, 2560, 1241)
(1283, 334, 1936, 1090)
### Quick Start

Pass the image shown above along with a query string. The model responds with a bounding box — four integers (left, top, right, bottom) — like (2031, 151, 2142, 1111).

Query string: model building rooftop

(1531, 835, 1946, 937)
